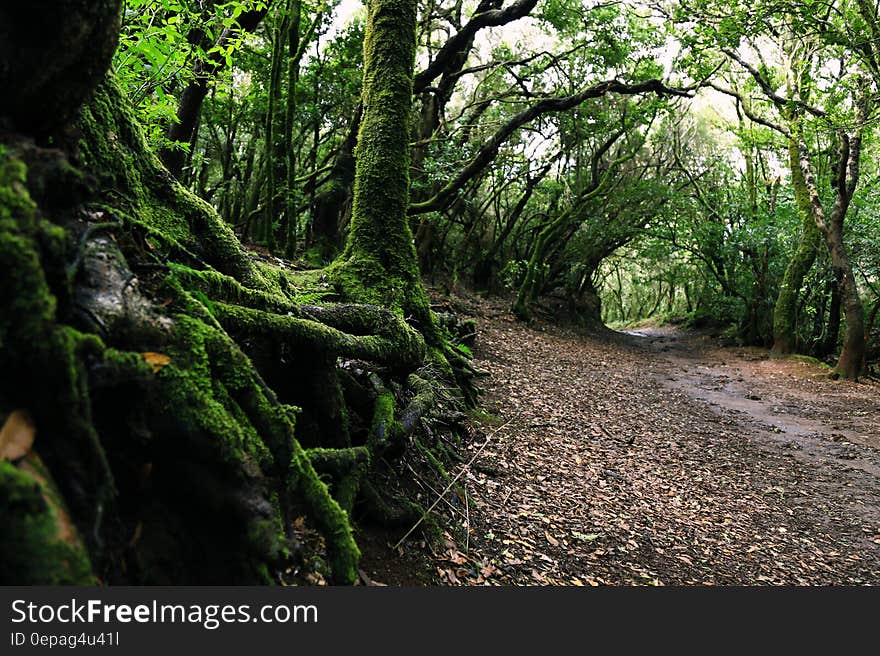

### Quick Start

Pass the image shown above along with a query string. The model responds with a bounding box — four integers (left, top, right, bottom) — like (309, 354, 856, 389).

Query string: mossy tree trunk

(771, 139, 821, 354)
(0, 0, 439, 585)
(795, 112, 867, 379)
(0, 0, 121, 139)
(330, 0, 434, 334)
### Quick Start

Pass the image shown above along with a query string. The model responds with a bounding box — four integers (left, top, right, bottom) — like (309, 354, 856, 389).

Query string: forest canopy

(1, 0, 878, 585)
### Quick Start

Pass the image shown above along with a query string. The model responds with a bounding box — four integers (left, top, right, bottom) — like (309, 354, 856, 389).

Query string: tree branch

(408, 78, 692, 215)
(413, 0, 539, 94)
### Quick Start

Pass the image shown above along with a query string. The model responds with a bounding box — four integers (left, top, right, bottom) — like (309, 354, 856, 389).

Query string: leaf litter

(430, 296, 880, 586)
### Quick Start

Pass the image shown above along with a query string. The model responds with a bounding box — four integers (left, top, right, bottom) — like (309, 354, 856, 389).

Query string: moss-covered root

(0, 459, 95, 585)
(159, 301, 360, 584)
(142, 306, 342, 582)
(368, 374, 398, 451)
(290, 449, 360, 584)
(438, 344, 481, 408)
(367, 372, 438, 455)
(360, 480, 423, 527)
(213, 301, 426, 371)
(0, 153, 119, 570)
(78, 78, 269, 290)
(399, 374, 435, 434)
(305, 447, 370, 514)
(1, 151, 357, 583)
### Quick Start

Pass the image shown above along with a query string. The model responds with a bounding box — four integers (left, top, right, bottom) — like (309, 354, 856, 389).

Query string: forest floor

(383, 294, 880, 585)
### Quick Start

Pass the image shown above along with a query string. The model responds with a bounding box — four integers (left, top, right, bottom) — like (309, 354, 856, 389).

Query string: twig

(597, 421, 635, 446)
(464, 483, 470, 555)
(404, 462, 468, 521)
(596, 422, 616, 440)
(394, 416, 516, 550)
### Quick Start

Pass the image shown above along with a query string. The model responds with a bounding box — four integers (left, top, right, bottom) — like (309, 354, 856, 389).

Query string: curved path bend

(436, 300, 880, 585)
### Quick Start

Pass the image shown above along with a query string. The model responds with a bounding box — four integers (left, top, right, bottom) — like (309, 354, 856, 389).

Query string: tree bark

(772, 139, 822, 354)
(281, 0, 304, 257)
(0, 0, 121, 138)
(310, 105, 361, 256)
(158, 6, 269, 177)
(331, 0, 435, 332)
(796, 125, 866, 378)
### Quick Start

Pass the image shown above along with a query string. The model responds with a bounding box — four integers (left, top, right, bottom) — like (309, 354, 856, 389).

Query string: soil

(417, 296, 880, 585)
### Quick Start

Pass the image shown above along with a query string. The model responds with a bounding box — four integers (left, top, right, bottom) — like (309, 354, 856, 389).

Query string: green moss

(370, 386, 398, 450)
(468, 408, 503, 426)
(784, 353, 833, 369)
(149, 280, 359, 582)
(306, 447, 370, 513)
(2, 77, 369, 585)
(772, 139, 821, 354)
(330, 0, 440, 343)
(0, 156, 58, 352)
(1, 151, 117, 559)
(0, 461, 95, 585)
(159, 315, 275, 472)
(78, 78, 269, 289)
(289, 448, 360, 584)
(212, 301, 426, 371)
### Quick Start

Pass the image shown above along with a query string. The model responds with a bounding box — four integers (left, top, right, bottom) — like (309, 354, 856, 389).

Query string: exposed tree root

(0, 73, 479, 584)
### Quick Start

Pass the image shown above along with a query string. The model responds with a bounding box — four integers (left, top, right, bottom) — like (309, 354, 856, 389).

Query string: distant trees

(106, 0, 880, 375)
(691, 2, 877, 378)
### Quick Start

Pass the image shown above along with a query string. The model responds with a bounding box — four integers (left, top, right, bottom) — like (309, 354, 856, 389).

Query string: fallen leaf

(142, 352, 171, 373)
(0, 409, 35, 461)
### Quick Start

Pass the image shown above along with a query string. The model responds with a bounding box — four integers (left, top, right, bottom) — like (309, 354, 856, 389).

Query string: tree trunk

(282, 0, 303, 257)
(310, 105, 361, 257)
(818, 269, 842, 357)
(0, 0, 121, 139)
(331, 0, 434, 332)
(158, 7, 268, 177)
(252, 9, 289, 250)
(796, 125, 866, 378)
(772, 140, 821, 354)
(826, 235, 865, 377)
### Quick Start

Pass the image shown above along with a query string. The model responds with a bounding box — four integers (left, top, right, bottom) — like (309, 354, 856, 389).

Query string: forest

(1, 0, 878, 586)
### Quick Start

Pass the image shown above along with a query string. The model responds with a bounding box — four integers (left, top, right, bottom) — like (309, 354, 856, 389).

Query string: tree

(329, 0, 433, 328)
(0, 0, 448, 585)
(157, 2, 270, 177)
(716, 48, 871, 377)
(675, 0, 875, 377)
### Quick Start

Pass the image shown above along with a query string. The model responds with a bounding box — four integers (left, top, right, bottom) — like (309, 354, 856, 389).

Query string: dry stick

(464, 483, 470, 554)
(404, 461, 468, 521)
(393, 416, 517, 550)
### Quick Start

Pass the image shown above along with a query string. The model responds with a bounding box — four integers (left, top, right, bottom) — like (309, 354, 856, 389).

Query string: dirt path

(432, 298, 880, 585)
